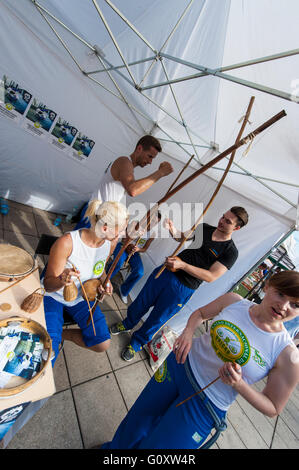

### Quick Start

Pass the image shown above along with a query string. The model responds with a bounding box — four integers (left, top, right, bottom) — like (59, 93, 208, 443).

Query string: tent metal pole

(86, 56, 157, 75)
(202, 166, 299, 188)
(138, 0, 194, 87)
(229, 227, 295, 293)
(159, 0, 194, 56)
(157, 48, 299, 77)
(214, 71, 299, 104)
(141, 71, 208, 89)
(104, 0, 157, 53)
(32, 0, 95, 50)
(91, 0, 138, 88)
(219, 48, 299, 72)
(158, 138, 211, 149)
(159, 131, 297, 207)
(137, 90, 211, 145)
(32, 0, 148, 130)
(229, 160, 297, 208)
(95, 55, 210, 146)
(30, 0, 299, 198)
(30, 0, 216, 147)
(34, 4, 84, 73)
(86, 75, 154, 127)
(159, 59, 203, 164)
(92, 56, 147, 134)
(144, 53, 299, 103)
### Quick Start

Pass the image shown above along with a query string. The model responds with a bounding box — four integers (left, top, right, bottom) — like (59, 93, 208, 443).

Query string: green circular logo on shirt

(154, 361, 167, 383)
(93, 260, 104, 276)
(210, 320, 251, 366)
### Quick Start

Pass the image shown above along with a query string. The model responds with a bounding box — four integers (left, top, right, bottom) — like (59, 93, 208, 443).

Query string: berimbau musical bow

(91, 107, 286, 306)
(155, 96, 256, 279)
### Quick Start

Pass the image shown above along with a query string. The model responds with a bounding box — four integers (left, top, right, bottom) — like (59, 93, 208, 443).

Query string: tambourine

(0, 316, 52, 397)
(0, 244, 35, 282)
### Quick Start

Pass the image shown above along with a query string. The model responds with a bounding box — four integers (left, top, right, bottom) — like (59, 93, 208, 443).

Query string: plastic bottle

(54, 216, 62, 226)
(0, 198, 9, 215)
(65, 206, 78, 223)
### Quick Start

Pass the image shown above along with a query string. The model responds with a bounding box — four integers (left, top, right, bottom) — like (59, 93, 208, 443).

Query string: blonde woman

(43, 200, 128, 364)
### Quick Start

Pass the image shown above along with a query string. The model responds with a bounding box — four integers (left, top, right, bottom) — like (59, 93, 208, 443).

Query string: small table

(0, 263, 55, 447)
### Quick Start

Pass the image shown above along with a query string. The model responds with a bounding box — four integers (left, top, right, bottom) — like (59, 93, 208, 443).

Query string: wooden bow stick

(176, 360, 243, 408)
(155, 96, 256, 279)
(71, 263, 96, 336)
(124, 154, 196, 267)
(98, 109, 286, 300)
(176, 376, 221, 407)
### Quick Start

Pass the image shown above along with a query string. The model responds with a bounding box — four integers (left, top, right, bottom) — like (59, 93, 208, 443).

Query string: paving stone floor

(0, 200, 298, 449)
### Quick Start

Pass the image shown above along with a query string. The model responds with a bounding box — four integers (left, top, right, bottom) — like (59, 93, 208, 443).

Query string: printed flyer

(0, 402, 31, 440)
(0, 73, 95, 162)
(0, 75, 32, 124)
(72, 132, 95, 161)
(23, 98, 57, 138)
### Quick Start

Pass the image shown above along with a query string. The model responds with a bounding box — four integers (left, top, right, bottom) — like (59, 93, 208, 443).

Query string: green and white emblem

(210, 320, 251, 366)
(93, 260, 105, 276)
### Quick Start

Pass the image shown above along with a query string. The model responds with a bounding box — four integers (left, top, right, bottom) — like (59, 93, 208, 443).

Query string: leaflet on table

(0, 326, 44, 388)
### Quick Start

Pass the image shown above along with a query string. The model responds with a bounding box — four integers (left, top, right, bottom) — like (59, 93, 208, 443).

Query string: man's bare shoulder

(111, 156, 134, 179)
(113, 156, 133, 167)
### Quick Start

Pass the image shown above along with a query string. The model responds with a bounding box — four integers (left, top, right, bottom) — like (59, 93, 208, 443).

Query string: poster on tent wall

(0, 75, 32, 124)
(0, 73, 95, 163)
(71, 133, 95, 161)
(23, 97, 57, 138)
(51, 117, 78, 153)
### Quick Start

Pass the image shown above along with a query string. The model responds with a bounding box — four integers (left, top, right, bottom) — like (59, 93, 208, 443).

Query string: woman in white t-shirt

(102, 270, 299, 449)
(43, 200, 128, 364)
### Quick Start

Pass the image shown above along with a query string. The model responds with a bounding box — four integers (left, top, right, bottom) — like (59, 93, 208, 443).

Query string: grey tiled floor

(1, 200, 298, 449)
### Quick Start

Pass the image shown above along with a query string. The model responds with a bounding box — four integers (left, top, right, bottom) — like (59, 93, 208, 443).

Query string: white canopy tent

(0, 0, 298, 332)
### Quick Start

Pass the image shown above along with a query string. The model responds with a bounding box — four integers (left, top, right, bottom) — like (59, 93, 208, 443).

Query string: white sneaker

(119, 287, 128, 304)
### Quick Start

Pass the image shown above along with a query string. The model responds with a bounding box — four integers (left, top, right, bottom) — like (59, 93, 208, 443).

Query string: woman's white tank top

(89, 161, 126, 203)
(44, 230, 111, 306)
(188, 299, 293, 411)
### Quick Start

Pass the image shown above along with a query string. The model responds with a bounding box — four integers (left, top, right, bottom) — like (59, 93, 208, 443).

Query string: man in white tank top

(75, 135, 173, 229)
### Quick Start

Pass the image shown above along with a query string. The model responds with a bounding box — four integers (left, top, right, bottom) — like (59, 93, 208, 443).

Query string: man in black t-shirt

(110, 206, 249, 361)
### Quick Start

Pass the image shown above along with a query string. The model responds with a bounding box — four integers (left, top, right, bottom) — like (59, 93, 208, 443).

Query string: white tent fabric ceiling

(0, 0, 298, 331)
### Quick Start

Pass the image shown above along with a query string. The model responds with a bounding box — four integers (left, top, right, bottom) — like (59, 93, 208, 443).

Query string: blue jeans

(124, 266, 195, 352)
(106, 242, 144, 297)
(44, 295, 110, 365)
(102, 352, 226, 449)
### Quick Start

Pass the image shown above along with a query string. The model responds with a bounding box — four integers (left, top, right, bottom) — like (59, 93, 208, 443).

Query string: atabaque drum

(0, 244, 35, 282)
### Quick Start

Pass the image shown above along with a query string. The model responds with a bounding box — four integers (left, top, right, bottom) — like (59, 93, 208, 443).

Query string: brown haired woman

(102, 270, 299, 449)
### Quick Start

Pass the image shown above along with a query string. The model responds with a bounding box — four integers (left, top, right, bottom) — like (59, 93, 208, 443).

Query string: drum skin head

(0, 244, 35, 278)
